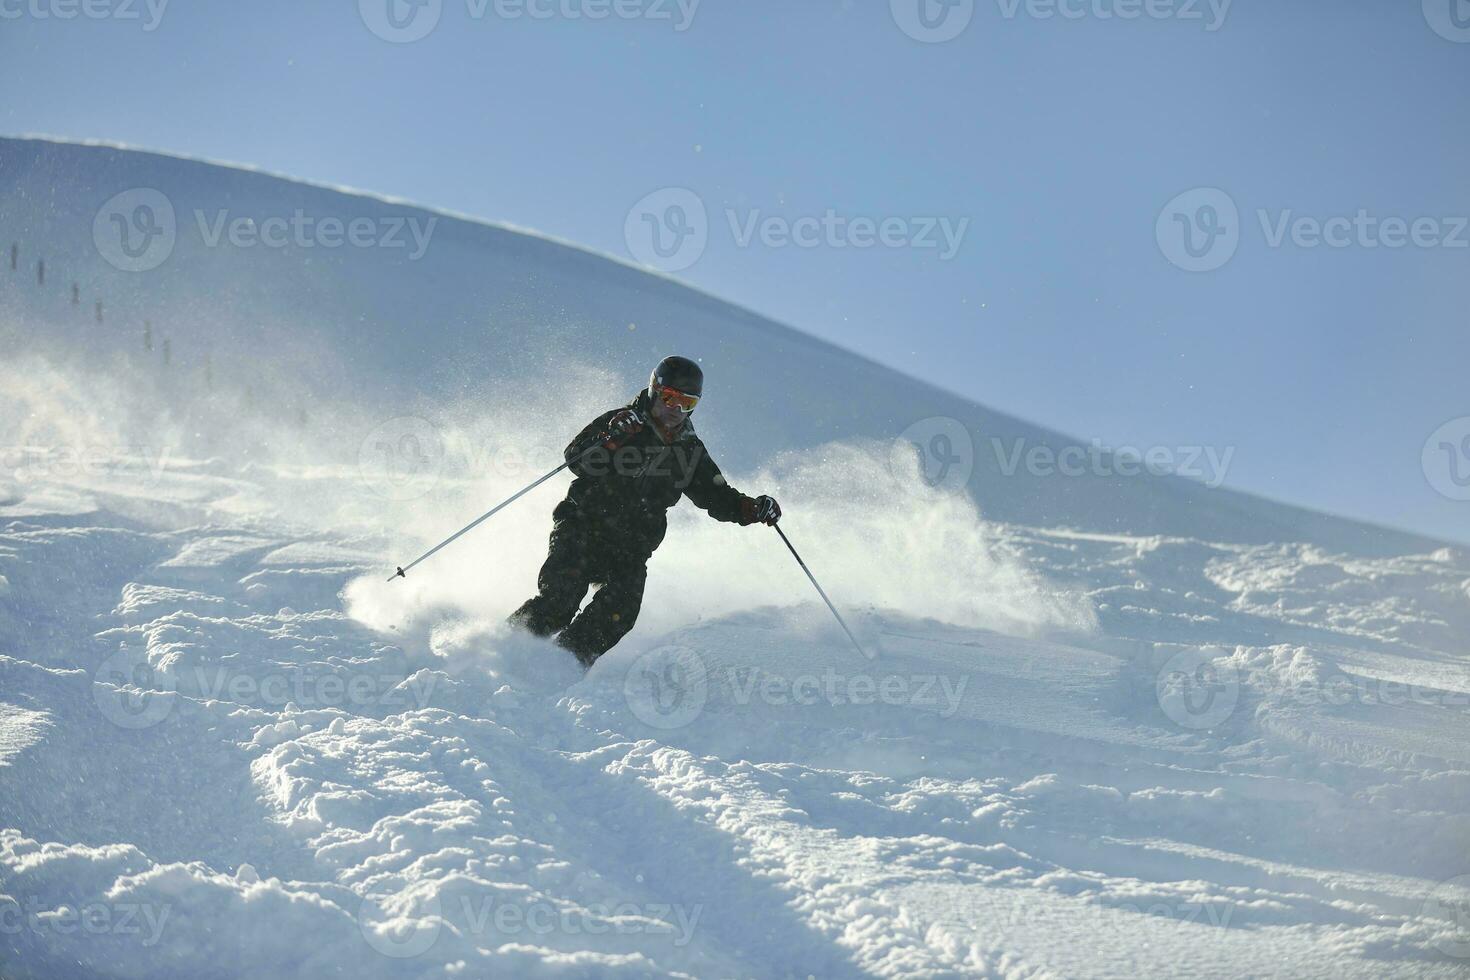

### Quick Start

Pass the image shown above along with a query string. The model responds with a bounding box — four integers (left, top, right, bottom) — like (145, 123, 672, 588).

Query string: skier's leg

(555, 562, 647, 666)
(508, 520, 590, 637)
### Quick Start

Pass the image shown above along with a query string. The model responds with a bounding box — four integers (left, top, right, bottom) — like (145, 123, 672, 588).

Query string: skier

(508, 356, 782, 666)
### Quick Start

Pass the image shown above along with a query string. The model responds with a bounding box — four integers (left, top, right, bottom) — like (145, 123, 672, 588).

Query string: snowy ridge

(0, 135, 1451, 554)
(1, 140, 1468, 977)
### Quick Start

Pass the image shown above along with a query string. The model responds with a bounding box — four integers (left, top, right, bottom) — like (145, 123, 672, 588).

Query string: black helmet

(649, 355, 703, 398)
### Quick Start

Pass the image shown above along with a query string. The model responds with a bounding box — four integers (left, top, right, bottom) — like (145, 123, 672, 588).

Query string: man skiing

(508, 356, 782, 666)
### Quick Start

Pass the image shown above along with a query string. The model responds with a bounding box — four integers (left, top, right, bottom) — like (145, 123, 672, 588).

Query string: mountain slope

(0, 135, 1448, 555)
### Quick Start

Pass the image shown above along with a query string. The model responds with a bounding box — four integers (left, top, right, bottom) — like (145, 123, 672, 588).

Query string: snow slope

(1, 138, 1469, 978)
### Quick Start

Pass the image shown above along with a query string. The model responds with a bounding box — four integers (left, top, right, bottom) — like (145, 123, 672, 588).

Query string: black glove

(743, 494, 781, 526)
(601, 409, 645, 450)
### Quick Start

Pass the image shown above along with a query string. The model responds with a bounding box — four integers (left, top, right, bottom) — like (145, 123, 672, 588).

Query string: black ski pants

(509, 511, 649, 666)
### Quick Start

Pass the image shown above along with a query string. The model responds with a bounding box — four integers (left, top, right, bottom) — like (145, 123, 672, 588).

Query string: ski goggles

(651, 384, 700, 414)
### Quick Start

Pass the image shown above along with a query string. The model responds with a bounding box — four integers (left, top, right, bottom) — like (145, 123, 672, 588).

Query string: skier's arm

(565, 410, 620, 477)
(683, 445, 760, 524)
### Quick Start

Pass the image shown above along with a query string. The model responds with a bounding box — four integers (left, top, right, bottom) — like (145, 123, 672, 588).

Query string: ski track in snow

(2, 459, 1469, 979)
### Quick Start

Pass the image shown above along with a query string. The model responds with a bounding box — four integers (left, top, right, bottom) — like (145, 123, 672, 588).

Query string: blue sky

(3, 0, 1467, 542)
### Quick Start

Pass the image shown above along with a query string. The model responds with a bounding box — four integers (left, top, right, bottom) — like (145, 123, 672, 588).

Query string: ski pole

(772, 523, 872, 660)
(387, 458, 572, 582)
(389, 413, 649, 582)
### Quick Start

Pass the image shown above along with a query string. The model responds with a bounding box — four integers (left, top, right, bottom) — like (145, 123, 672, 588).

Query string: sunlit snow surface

(1, 450, 1468, 979)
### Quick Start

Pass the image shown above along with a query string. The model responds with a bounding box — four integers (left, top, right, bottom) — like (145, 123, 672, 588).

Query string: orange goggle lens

(653, 384, 700, 413)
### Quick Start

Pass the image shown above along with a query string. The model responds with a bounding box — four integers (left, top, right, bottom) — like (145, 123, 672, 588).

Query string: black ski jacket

(557, 390, 752, 563)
